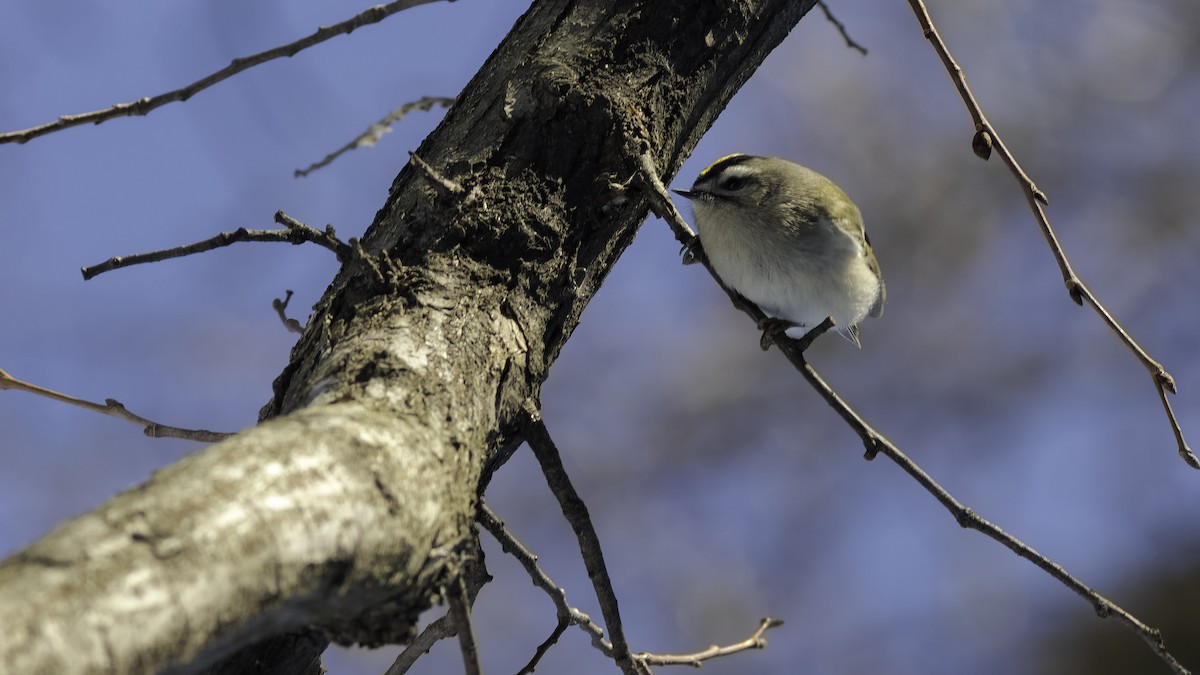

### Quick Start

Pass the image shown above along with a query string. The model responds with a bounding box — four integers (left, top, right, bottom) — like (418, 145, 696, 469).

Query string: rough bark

(0, 0, 818, 672)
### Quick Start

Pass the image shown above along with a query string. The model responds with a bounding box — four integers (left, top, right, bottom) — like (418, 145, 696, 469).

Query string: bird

(673, 153, 884, 349)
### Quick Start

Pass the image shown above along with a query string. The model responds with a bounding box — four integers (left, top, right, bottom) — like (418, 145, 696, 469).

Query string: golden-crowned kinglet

(673, 154, 885, 348)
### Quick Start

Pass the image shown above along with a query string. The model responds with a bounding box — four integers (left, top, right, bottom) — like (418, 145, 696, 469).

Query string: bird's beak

(672, 188, 698, 200)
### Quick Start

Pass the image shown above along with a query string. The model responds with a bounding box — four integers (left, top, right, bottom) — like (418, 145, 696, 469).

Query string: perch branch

(0, 0, 451, 145)
(0, 367, 231, 442)
(81, 211, 350, 280)
(905, 0, 1194, 469)
(636, 151, 1191, 675)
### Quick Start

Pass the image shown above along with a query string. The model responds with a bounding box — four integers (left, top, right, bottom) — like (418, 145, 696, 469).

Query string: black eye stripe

(720, 175, 747, 190)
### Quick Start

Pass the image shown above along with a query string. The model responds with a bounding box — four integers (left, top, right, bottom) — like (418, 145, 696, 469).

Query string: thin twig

(81, 211, 350, 280)
(386, 538, 489, 675)
(446, 571, 483, 675)
(636, 152, 1191, 675)
(520, 407, 650, 675)
(295, 96, 455, 177)
(0, 0, 450, 145)
(272, 290, 304, 334)
(816, 1, 868, 55)
(0, 367, 232, 442)
(479, 503, 786, 673)
(637, 617, 784, 667)
(519, 620, 571, 675)
(384, 614, 456, 675)
(477, 502, 613, 668)
(905, 0, 1195, 470)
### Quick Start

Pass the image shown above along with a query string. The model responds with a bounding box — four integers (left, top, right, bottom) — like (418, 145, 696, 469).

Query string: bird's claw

(757, 317, 798, 351)
(680, 236, 705, 265)
(758, 316, 835, 352)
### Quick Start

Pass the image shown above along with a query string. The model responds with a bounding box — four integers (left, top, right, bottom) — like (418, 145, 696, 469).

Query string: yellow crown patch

(697, 153, 747, 181)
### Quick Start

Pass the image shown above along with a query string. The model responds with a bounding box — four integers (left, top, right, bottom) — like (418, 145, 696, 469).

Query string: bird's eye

(720, 175, 746, 191)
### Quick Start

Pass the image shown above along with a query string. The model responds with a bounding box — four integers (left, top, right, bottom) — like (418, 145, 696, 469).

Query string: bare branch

(384, 614, 456, 675)
(446, 570, 483, 675)
(0, 367, 231, 442)
(477, 502, 613, 669)
(295, 96, 455, 177)
(81, 210, 350, 280)
(479, 503, 786, 673)
(521, 406, 650, 675)
(0, 0, 451, 145)
(636, 152, 1192, 675)
(637, 617, 784, 667)
(904, 0, 1195, 469)
(816, 1, 868, 55)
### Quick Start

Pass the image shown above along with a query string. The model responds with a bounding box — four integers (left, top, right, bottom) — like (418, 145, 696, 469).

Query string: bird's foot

(680, 235, 705, 265)
(758, 316, 836, 352)
(757, 317, 798, 351)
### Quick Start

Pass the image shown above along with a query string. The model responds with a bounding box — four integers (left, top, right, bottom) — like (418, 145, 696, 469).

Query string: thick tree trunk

(0, 1, 817, 672)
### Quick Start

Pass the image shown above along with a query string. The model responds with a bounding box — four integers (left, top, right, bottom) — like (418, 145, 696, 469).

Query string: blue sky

(2, 2, 1198, 673)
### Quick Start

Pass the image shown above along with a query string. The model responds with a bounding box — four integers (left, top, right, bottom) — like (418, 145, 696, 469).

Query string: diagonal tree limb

(636, 152, 1191, 675)
(904, 0, 1195, 469)
(0, 0, 452, 145)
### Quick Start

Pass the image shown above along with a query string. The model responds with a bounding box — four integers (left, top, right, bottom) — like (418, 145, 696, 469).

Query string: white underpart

(694, 203, 878, 337)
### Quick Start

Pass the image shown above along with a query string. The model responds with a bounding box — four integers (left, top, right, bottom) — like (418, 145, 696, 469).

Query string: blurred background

(2, 1, 1198, 673)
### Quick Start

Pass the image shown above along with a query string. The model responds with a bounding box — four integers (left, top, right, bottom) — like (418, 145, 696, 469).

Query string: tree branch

(384, 614, 456, 675)
(636, 153, 1192, 675)
(816, 1, 868, 55)
(478, 503, 785, 672)
(904, 0, 1195, 469)
(295, 97, 455, 177)
(81, 211, 350, 280)
(637, 617, 784, 667)
(0, 367, 232, 442)
(477, 502, 613, 668)
(522, 405, 650, 675)
(0, 0, 451, 145)
(445, 569, 483, 675)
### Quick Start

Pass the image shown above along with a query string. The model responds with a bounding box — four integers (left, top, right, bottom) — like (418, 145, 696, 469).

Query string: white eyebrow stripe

(717, 165, 756, 177)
